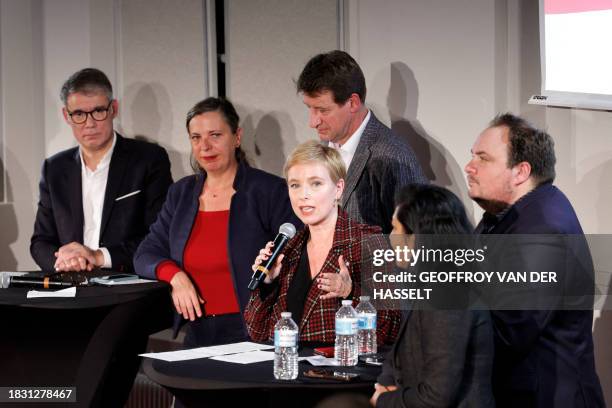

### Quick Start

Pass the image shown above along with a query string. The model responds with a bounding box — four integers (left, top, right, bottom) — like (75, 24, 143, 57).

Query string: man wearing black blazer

(31, 68, 172, 273)
(297, 51, 427, 233)
(466, 113, 604, 407)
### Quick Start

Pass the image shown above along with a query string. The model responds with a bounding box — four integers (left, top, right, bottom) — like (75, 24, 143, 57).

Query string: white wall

(0, 0, 45, 271)
(43, 0, 95, 157)
(346, 0, 502, 223)
(117, 0, 208, 179)
(225, 0, 339, 175)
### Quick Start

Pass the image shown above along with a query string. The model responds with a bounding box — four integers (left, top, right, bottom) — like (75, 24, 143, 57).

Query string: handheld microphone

(0, 272, 76, 289)
(248, 223, 296, 291)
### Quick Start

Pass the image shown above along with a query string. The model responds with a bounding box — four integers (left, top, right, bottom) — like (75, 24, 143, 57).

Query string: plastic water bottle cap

(341, 300, 352, 306)
(359, 296, 370, 301)
(281, 312, 292, 318)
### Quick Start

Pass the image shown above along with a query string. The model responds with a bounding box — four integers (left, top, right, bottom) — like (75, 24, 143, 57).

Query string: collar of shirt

(329, 110, 371, 169)
(80, 132, 117, 175)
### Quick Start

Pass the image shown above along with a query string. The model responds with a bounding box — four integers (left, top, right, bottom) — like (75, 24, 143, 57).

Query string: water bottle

(274, 312, 299, 380)
(334, 299, 358, 366)
(355, 295, 377, 355)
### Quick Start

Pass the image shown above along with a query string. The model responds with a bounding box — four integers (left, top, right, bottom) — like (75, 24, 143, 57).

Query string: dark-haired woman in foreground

(371, 184, 494, 407)
(134, 97, 299, 346)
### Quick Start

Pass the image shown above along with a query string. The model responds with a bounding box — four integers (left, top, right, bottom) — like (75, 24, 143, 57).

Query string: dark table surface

(143, 344, 384, 407)
(0, 271, 168, 308)
(0, 280, 169, 306)
(1, 278, 173, 408)
(143, 347, 382, 390)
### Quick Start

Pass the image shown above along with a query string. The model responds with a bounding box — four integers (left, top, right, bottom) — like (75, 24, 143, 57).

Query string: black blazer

(30, 134, 172, 273)
(377, 309, 495, 407)
(477, 183, 604, 408)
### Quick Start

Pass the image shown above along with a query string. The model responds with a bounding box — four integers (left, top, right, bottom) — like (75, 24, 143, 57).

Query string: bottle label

(274, 329, 297, 347)
(358, 313, 377, 330)
(335, 317, 358, 335)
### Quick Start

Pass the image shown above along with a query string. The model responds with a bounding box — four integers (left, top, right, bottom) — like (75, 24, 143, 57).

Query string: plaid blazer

(244, 210, 401, 344)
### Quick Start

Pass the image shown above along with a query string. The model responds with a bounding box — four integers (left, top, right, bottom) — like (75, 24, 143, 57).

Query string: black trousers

(183, 312, 248, 347)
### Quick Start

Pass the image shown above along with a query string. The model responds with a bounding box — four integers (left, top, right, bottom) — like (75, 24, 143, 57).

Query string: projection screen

(530, 0, 612, 110)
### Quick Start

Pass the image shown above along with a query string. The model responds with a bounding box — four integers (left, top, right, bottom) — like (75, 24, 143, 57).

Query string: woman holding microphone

(245, 141, 400, 344)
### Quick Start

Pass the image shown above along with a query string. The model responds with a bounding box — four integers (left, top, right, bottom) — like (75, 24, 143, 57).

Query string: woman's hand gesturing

(318, 255, 352, 300)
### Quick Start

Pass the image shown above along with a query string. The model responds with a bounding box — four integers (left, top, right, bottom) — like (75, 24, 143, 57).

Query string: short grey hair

(60, 68, 113, 105)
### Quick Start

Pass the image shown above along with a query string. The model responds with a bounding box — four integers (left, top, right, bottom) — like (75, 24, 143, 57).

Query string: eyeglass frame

(66, 100, 114, 124)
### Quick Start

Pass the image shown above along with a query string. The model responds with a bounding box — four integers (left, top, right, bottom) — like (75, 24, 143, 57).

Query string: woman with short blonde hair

(283, 140, 346, 183)
(245, 140, 400, 345)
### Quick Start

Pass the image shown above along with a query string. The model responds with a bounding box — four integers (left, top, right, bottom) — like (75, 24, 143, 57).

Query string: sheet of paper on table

(210, 350, 277, 364)
(140, 341, 275, 362)
(89, 277, 156, 286)
(26, 286, 77, 298)
(301, 355, 340, 366)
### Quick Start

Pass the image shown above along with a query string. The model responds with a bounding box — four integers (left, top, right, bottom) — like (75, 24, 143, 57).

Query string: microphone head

(279, 223, 297, 239)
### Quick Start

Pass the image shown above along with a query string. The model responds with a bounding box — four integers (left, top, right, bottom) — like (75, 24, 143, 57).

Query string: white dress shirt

(329, 110, 371, 170)
(81, 133, 116, 268)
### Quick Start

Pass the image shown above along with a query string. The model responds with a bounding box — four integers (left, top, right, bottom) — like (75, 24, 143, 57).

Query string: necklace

(203, 182, 233, 199)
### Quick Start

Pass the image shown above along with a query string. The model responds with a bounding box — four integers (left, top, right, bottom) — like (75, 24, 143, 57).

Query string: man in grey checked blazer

(297, 50, 427, 233)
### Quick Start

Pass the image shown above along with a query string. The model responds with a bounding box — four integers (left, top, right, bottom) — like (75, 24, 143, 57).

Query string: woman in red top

(157, 100, 242, 328)
(135, 98, 298, 346)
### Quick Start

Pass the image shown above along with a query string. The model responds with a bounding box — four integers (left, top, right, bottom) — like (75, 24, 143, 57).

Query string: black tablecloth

(145, 348, 381, 389)
(0, 280, 172, 408)
(0, 273, 168, 308)
(144, 345, 384, 407)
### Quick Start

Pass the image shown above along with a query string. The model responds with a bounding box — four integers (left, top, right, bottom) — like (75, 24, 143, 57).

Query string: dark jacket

(134, 162, 300, 318)
(342, 112, 427, 233)
(477, 183, 604, 408)
(377, 309, 495, 408)
(30, 134, 172, 272)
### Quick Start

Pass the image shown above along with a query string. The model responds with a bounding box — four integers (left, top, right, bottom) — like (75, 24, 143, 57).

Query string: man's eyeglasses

(67, 101, 113, 124)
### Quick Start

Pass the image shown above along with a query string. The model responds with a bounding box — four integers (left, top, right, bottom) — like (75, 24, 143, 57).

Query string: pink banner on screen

(545, 0, 612, 14)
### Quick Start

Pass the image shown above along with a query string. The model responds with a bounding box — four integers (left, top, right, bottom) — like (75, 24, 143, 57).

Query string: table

(143, 346, 383, 407)
(0, 279, 173, 407)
